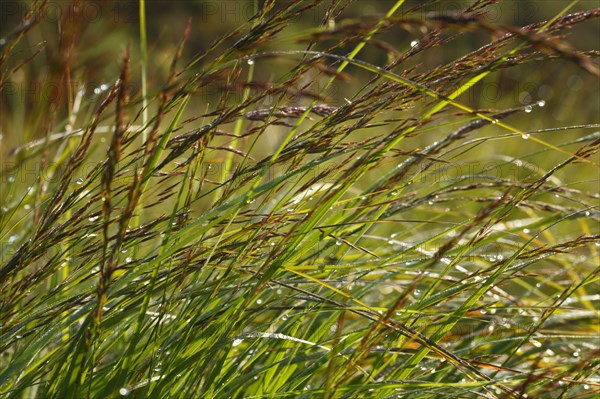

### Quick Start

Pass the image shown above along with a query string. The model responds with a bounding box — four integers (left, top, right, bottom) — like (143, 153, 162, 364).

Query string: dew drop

(335, 240, 342, 246)
(119, 387, 130, 396)
(413, 290, 421, 297)
(536, 100, 546, 107)
(232, 338, 243, 347)
(247, 59, 254, 65)
(521, 134, 530, 140)
(76, 178, 84, 185)
(410, 40, 419, 48)
(125, 257, 132, 263)
(522, 228, 530, 234)
(89, 215, 99, 222)
(256, 299, 263, 305)
(524, 105, 533, 113)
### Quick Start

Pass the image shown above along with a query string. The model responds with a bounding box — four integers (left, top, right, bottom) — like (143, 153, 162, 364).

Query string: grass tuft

(1, 1, 598, 398)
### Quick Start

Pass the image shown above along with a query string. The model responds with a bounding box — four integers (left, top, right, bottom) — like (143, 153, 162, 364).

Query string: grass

(1, 1, 599, 398)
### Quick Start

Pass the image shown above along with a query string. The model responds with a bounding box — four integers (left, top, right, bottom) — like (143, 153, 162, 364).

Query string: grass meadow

(1, 1, 599, 398)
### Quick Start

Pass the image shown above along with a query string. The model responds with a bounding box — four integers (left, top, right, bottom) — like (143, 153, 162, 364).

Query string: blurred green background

(1, 0, 598, 205)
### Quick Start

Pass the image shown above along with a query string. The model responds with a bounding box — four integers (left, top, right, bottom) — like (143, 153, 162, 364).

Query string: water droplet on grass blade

(119, 388, 130, 396)
(522, 134, 530, 140)
(524, 105, 533, 113)
(537, 100, 546, 107)
(247, 59, 254, 65)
